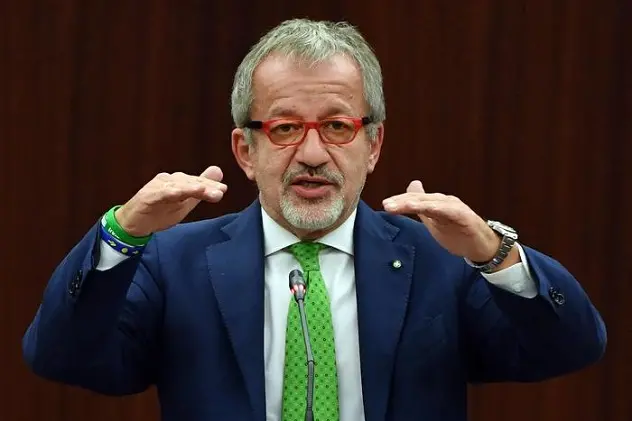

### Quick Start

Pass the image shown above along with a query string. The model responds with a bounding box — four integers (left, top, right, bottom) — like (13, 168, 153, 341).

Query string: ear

(367, 123, 384, 174)
(231, 128, 256, 180)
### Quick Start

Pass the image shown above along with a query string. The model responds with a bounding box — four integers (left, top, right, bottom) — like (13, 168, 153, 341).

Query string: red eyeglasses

(244, 116, 372, 146)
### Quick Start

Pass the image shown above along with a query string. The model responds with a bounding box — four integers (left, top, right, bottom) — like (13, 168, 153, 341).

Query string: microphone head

(289, 269, 306, 288)
(289, 269, 306, 301)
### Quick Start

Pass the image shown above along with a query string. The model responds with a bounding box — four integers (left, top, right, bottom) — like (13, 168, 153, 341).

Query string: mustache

(282, 166, 345, 186)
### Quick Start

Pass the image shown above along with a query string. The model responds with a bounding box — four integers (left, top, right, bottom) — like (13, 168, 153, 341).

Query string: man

(23, 18, 606, 421)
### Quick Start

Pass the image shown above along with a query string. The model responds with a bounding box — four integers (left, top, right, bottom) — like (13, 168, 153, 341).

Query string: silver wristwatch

(464, 220, 518, 273)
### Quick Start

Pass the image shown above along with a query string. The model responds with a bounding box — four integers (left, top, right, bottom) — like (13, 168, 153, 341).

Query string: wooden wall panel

(1, 1, 630, 420)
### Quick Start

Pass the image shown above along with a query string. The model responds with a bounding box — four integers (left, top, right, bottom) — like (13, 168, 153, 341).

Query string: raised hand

(114, 166, 227, 237)
(382, 180, 502, 263)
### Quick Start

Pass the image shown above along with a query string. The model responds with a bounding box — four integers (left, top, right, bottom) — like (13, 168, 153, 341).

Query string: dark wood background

(2, 1, 630, 420)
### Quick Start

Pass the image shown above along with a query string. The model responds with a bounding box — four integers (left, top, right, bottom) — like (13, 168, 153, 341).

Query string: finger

(161, 185, 225, 204)
(200, 165, 224, 183)
(406, 180, 425, 194)
(170, 171, 228, 193)
(201, 177, 228, 193)
(149, 181, 224, 204)
(384, 199, 464, 223)
(383, 191, 448, 206)
(415, 202, 462, 221)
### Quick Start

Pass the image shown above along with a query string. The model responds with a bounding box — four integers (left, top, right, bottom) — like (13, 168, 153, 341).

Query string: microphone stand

(296, 296, 315, 421)
(289, 269, 315, 421)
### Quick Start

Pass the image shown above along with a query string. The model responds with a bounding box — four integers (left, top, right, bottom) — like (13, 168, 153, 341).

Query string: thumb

(406, 179, 425, 194)
(200, 165, 223, 182)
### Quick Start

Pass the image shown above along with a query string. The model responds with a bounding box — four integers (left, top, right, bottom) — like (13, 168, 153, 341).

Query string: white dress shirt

(97, 207, 537, 421)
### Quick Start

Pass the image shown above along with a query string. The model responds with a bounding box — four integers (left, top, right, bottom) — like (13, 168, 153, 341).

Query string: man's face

(232, 53, 383, 238)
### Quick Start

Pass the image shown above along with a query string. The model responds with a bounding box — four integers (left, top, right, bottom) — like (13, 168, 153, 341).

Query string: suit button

(548, 287, 566, 306)
(69, 270, 83, 296)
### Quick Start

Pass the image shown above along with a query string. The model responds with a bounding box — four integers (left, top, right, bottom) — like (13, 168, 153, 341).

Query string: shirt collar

(261, 206, 356, 257)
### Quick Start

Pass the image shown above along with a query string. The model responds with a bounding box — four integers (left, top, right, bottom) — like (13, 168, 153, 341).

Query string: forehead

(250, 53, 366, 119)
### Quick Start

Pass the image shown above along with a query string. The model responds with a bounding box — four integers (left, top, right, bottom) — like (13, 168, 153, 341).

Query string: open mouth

(291, 176, 334, 188)
(290, 176, 335, 198)
(293, 180, 330, 188)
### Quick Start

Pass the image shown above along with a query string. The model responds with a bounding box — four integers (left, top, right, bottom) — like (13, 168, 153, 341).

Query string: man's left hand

(382, 180, 518, 267)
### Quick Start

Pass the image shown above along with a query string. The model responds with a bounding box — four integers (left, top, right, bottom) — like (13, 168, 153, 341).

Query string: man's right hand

(114, 166, 227, 237)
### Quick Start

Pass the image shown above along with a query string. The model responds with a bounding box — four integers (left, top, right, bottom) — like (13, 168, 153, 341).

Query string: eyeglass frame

(243, 116, 373, 146)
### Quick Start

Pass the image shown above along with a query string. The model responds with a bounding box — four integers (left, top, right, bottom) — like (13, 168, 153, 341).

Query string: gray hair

(230, 19, 385, 142)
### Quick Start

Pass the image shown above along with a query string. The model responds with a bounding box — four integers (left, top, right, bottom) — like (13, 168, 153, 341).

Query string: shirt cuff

(480, 243, 537, 298)
(96, 240, 131, 271)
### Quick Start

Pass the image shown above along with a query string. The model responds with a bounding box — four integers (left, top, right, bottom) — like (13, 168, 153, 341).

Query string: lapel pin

(392, 260, 402, 269)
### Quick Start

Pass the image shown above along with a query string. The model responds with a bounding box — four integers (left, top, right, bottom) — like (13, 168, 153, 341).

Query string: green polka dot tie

(282, 242, 340, 421)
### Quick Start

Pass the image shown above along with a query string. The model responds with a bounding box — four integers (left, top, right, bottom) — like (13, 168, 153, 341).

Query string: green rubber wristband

(104, 205, 152, 247)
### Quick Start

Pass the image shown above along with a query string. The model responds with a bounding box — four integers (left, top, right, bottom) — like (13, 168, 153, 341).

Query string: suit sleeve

(461, 244, 607, 383)
(22, 222, 163, 396)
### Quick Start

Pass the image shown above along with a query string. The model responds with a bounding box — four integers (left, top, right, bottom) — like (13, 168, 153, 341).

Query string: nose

(294, 127, 330, 167)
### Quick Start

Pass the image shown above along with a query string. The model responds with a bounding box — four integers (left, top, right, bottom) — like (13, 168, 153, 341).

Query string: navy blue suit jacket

(23, 200, 606, 420)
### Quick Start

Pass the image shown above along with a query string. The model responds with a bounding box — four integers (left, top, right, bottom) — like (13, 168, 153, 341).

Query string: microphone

(288, 269, 315, 421)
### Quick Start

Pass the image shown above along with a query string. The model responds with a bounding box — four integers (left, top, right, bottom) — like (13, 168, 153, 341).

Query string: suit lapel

(354, 202, 415, 421)
(206, 200, 266, 421)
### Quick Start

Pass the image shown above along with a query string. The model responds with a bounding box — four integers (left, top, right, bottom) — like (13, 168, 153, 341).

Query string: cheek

(334, 147, 371, 182)
(253, 149, 292, 181)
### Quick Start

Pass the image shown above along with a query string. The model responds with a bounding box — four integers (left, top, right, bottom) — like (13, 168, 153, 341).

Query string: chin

(281, 194, 345, 231)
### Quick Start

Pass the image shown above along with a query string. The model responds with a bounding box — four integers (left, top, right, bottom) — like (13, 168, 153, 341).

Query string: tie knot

(289, 241, 324, 272)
